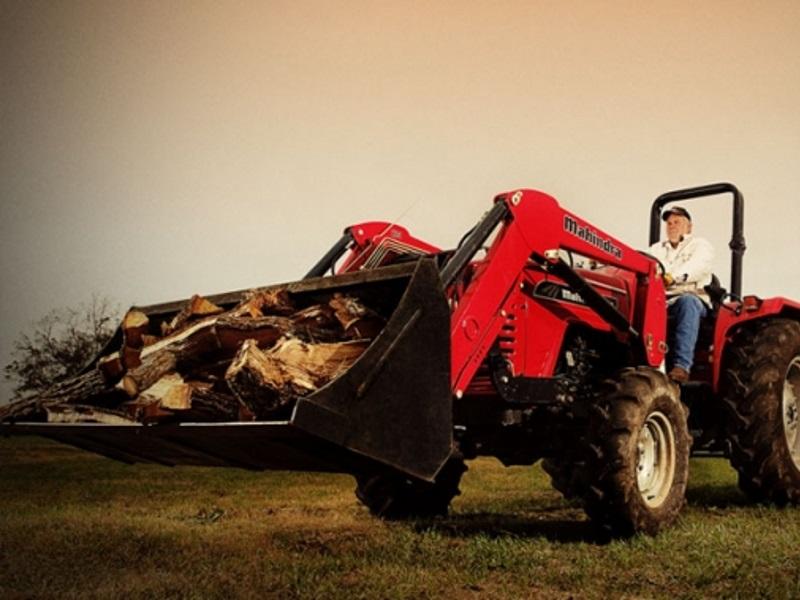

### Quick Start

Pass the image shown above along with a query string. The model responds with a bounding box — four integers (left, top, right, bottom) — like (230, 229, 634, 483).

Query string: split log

(115, 317, 221, 398)
(230, 288, 295, 318)
(118, 353, 180, 398)
(122, 310, 150, 349)
(213, 315, 295, 352)
(290, 305, 342, 342)
(140, 314, 294, 361)
(225, 340, 312, 416)
(328, 293, 385, 339)
(121, 382, 250, 424)
(119, 373, 192, 423)
(115, 314, 296, 397)
(98, 353, 125, 382)
(161, 294, 224, 336)
(119, 396, 175, 424)
(142, 315, 222, 360)
(187, 386, 251, 422)
(120, 309, 150, 370)
(225, 337, 369, 417)
(121, 345, 143, 371)
(267, 336, 370, 383)
(140, 373, 192, 411)
(141, 334, 160, 347)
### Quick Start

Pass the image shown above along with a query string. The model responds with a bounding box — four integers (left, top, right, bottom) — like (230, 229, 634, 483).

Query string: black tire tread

(721, 318, 800, 504)
(544, 367, 691, 536)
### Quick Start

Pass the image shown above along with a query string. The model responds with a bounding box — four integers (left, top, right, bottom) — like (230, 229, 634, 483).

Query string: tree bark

(118, 353, 180, 398)
(0, 369, 124, 422)
(45, 404, 136, 424)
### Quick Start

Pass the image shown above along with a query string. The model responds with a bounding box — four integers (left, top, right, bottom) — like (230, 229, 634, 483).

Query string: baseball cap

(662, 206, 691, 221)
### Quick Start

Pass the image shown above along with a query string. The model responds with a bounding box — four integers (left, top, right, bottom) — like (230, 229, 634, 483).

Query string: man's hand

(663, 272, 675, 288)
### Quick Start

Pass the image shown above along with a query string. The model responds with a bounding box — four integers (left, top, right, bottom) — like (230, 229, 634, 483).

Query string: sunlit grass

(1, 436, 798, 599)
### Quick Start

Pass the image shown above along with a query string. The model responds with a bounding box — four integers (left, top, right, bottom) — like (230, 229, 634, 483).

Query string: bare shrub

(4, 296, 119, 400)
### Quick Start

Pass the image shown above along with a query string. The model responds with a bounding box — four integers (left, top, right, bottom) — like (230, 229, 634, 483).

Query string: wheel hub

(783, 356, 800, 470)
(637, 411, 677, 508)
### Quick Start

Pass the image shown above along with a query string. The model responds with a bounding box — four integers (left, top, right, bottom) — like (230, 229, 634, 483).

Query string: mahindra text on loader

(3, 183, 799, 537)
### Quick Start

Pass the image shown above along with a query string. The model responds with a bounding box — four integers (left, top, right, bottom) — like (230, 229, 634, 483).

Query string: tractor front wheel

(722, 319, 800, 504)
(546, 367, 691, 536)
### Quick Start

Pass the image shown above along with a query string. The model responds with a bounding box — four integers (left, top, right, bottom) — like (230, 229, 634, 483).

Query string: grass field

(1, 436, 798, 599)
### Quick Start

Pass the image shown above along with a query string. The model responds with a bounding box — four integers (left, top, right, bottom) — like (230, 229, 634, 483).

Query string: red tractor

(4, 183, 799, 536)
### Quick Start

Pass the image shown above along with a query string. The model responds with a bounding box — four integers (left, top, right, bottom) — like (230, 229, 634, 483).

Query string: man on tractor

(649, 205, 715, 383)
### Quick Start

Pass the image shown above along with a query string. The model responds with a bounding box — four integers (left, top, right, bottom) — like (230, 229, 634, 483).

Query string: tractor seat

(704, 274, 726, 311)
(689, 275, 725, 382)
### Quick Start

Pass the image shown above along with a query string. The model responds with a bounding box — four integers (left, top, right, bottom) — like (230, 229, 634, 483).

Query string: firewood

(0, 370, 126, 422)
(183, 358, 231, 383)
(139, 373, 192, 410)
(225, 337, 369, 417)
(97, 353, 125, 382)
(119, 309, 150, 370)
(114, 314, 296, 397)
(127, 316, 224, 384)
(213, 315, 295, 352)
(190, 295, 225, 316)
(139, 314, 292, 362)
(121, 382, 249, 423)
(225, 340, 303, 416)
(120, 378, 214, 423)
(122, 309, 149, 348)
(146, 316, 221, 359)
(118, 351, 179, 398)
(45, 404, 136, 425)
(121, 345, 142, 370)
(328, 293, 385, 339)
(230, 288, 295, 318)
(290, 304, 342, 342)
(268, 336, 369, 383)
(161, 294, 224, 336)
(1, 289, 382, 427)
(119, 396, 175, 423)
(141, 334, 160, 347)
(186, 386, 251, 422)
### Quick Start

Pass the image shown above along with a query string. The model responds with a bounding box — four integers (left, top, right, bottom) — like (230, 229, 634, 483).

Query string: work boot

(668, 366, 690, 383)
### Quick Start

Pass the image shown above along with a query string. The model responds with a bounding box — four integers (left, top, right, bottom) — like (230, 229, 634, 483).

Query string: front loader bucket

(1, 259, 453, 482)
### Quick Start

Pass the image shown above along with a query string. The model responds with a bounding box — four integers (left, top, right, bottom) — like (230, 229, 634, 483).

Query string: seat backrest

(704, 274, 726, 310)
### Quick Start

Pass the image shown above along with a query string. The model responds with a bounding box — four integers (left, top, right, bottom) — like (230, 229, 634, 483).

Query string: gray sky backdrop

(1, 0, 799, 402)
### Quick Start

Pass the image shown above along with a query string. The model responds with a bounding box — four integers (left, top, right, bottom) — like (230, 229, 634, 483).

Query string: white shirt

(648, 234, 714, 305)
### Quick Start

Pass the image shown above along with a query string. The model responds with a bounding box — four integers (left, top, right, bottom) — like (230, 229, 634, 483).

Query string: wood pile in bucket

(0, 289, 385, 424)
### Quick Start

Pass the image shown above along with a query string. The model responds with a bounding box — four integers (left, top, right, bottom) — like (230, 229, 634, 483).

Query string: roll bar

(649, 183, 745, 299)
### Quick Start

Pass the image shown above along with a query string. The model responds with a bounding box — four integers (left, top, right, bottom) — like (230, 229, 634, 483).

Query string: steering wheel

(637, 250, 666, 279)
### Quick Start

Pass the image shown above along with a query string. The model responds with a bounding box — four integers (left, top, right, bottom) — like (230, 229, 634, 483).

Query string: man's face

(665, 214, 691, 244)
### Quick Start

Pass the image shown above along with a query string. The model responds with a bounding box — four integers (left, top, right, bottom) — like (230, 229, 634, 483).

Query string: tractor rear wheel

(545, 367, 690, 536)
(354, 454, 467, 519)
(721, 319, 800, 504)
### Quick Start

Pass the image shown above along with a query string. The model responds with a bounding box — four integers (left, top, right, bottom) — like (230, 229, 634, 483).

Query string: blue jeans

(668, 295, 707, 371)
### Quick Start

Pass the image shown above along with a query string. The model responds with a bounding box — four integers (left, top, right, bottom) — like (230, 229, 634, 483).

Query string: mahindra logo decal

(563, 215, 623, 260)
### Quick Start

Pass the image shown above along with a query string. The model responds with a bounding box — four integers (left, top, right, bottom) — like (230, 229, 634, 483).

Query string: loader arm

(307, 222, 441, 278)
(446, 189, 667, 395)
